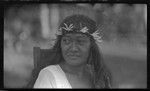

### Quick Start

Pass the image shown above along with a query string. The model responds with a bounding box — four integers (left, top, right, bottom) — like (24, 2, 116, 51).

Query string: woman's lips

(67, 55, 80, 58)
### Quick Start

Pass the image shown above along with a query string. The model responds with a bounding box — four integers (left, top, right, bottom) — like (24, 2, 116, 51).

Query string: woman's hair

(50, 34, 112, 88)
(88, 35, 112, 88)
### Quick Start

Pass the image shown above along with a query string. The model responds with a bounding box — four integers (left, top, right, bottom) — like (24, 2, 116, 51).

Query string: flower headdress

(56, 14, 103, 43)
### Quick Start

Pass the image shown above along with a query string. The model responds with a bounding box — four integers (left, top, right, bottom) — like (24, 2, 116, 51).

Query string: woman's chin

(66, 59, 86, 66)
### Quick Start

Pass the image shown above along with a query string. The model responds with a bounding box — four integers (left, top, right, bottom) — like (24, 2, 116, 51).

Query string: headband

(56, 15, 103, 43)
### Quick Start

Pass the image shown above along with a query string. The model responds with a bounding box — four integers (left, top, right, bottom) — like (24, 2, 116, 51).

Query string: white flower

(80, 27, 89, 33)
(91, 29, 102, 43)
(61, 23, 74, 31)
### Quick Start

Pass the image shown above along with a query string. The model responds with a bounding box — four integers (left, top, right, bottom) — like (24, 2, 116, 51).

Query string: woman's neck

(59, 62, 87, 77)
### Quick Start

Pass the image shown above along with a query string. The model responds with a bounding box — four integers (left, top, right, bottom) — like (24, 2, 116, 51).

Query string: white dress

(33, 65, 72, 88)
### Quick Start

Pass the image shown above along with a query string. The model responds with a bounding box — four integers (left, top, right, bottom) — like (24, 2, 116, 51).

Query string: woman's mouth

(67, 54, 80, 58)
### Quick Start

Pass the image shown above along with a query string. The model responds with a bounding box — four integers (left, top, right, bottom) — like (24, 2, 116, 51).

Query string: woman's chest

(65, 74, 92, 88)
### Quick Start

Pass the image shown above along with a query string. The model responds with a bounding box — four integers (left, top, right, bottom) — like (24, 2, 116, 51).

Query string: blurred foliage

(4, 4, 147, 49)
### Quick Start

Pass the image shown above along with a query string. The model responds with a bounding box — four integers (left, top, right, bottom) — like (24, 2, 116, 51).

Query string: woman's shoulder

(34, 65, 58, 88)
(41, 64, 60, 73)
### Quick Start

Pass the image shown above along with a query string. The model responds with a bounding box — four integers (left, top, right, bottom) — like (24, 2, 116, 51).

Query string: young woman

(33, 14, 112, 88)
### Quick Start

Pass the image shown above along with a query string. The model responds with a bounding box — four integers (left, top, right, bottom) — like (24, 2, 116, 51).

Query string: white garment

(33, 65, 72, 88)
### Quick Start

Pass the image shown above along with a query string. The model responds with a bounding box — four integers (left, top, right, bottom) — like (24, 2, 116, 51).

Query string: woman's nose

(70, 41, 78, 51)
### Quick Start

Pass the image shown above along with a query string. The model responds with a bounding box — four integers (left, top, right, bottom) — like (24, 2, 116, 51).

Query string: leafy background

(4, 4, 147, 88)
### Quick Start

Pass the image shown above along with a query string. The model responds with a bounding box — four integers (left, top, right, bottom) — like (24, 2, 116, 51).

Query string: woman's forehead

(63, 33, 89, 39)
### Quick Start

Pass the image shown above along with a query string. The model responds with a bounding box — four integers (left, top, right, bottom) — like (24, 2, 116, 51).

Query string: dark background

(4, 4, 147, 88)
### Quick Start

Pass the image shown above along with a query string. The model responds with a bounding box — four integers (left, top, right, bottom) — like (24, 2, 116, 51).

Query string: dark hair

(50, 34, 112, 88)
(88, 35, 112, 88)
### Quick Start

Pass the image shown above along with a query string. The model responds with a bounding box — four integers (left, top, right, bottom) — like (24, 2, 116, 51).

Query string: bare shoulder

(42, 64, 59, 71)
(39, 64, 60, 75)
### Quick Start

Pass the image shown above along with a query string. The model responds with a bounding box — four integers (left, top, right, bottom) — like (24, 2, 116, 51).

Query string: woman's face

(61, 33, 91, 66)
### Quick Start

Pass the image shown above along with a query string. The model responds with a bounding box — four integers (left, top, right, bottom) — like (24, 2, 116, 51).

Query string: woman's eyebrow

(64, 34, 88, 39)
(76, 35, 88, 39)
(63, 35, 71, 38)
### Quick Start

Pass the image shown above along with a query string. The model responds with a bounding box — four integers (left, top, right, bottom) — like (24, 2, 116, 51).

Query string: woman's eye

(62, 38, 71, 44)
(77, 40, 86, 45)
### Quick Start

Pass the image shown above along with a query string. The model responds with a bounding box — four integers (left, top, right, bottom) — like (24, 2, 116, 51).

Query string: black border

(0, 0, 148, 4)
(0, 1, 4, 89)
(147, 2, 149, 89)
